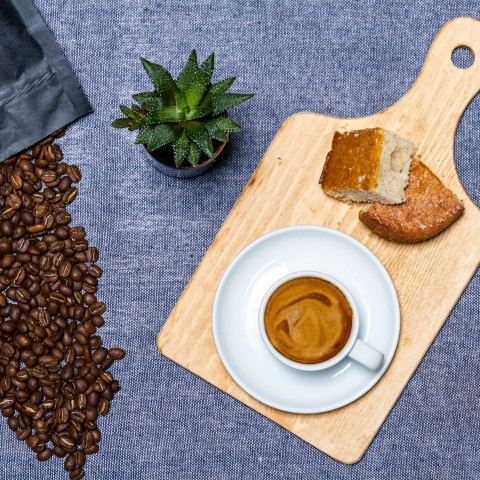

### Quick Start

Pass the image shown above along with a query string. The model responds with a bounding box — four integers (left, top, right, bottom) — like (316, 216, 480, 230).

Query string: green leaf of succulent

(132, 92, 153, 103)
(203, 118, 228, 142)
(140, 58, 177, 106)
(199, 53, 215, 83)
(212, 93, 254, 116)
(175, 90, 189, 115)
(176, 50, 198, 92)
(185, 103, 213, 120)
(183, 121, 214, 158)
(143, 106, 184, 124)
(132, 92, 164, 110)
(173, 131, 190, 167)
(185, 69, 210, 108)
(208, 77, 236, 96)
(147, 124, 176, 151)
(112, 118, 139, 129)
(188, 87, 214, 118)
(119, 105, 139, 120)
(188, 141, 201, 166)
(135, 125, 155, 144)
(212, 116, 241, 132)
(131, 104, 142, 114)
(143, 97, 164, 112)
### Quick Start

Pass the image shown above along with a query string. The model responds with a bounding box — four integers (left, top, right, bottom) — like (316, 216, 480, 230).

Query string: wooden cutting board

(157, 17, 480, 463)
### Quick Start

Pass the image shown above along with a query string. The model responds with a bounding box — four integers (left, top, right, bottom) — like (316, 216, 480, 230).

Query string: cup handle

(348, 339, 384, 371)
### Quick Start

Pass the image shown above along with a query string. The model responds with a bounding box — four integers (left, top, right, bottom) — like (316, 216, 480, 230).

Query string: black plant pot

(144, 139, 228, 179)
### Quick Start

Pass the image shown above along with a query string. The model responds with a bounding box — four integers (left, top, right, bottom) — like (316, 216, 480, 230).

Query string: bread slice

(320, 128, 415, 204)
(359, 160, 464, 243)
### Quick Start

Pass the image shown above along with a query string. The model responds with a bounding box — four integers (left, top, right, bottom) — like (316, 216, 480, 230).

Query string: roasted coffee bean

(70, 468, 85, 480)
(10, 172, 23, 190)
(20, 210, 35, 225)
(91, 347, 108, 364)
(50, 292, 66, 304)
(10, 267, 26, 285)
(64, 453, 77, 471)
(0, 220, 14, 236)
(26, 261, 40, 276)
(88, 302, 106, 315)
(49, 240, 65, 253)
(26, 223, 46, 234)
(15, 287, 31, 303)
(23, 401, 39, 417)
(43, 145, 56, 163)
(58, 177, 72, 193)
(85, 247, 99, 263)
(12, 224, 26, 239)
(0, 254, 15, 270)
(32, 365, 48, 379)
(71, 410, 86, 424)
(39, 355, 59, 369)
(14, 334, 32, 348)
(17, 427, 32, 441)
(50, 445, 65, 458)
(92, 378, 106, 393)
(87, 391, 100, 407)
(87, 264, 103, 277)
(83, 443, 99, 456)
(0, 375, 12, 391)
(6, 193, 22, 209)
(56, 407, 70, 424)
(33, 203, 49, 218)
(55, 211, 71, 226)
(2, 406, 16, 418)
(74, 378, 89, 394)
(26, 434, 41, 450)
(62, 188, 78, 205)
(1, 207, 16, 220)
(55, 225, 70, 240)
(59, 260, 72, 278)
(0, 321, 16, 334)
(64, 348, 75, 365)
(59, 435, 75, 450)
(66, 165, 81, 182)
(1, 343, 15, 358)
(0, 182, 13, 195)
(37, 447, 53, 462)
(75, 393, 87, 411)
(0, 397, 15, 409)
(58, 284, 73, 298)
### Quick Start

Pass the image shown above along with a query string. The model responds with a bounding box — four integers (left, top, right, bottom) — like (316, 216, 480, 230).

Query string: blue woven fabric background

(1, 1, 479, 478)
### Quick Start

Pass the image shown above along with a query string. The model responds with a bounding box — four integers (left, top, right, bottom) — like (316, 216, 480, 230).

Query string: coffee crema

(264, 277, 353, 364)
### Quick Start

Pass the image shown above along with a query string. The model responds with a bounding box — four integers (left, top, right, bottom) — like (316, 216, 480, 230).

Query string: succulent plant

(112, 50, 253, 167)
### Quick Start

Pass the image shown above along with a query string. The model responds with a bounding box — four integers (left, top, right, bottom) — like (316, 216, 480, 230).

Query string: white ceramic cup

(259, 271, 384, 371)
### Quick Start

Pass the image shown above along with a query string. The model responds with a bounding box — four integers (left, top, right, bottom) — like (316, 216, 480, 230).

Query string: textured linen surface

(1, 1, 479, 479)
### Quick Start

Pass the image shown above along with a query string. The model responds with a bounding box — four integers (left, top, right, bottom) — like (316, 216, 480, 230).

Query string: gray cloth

(0, 0, 479, 479)
(0, 0, 91, 162)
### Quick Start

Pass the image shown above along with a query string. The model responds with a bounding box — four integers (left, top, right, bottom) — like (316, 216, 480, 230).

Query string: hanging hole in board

(451, 46, 475, 69)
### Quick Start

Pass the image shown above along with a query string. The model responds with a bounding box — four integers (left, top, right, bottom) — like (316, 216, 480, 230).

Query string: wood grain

(157, 17, 480, 463)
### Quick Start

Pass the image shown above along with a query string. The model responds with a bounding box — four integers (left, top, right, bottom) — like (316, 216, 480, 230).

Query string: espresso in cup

(264, 276, 353, 364)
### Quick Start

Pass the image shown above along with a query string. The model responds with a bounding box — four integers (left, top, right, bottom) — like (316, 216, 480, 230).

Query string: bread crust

(359, 160, 464, 243)
(320, 128, 383, 194)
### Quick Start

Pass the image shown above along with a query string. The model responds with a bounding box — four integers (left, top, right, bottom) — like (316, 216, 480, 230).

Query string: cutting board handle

(396, 17, 480, 139)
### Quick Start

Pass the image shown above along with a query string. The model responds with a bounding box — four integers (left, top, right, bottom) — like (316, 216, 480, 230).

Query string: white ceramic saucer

(212, 225, 400, 414)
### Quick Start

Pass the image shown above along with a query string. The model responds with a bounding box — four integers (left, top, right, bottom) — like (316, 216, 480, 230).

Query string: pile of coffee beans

(0, 129, 125, 479)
